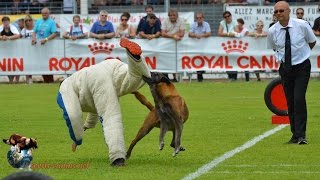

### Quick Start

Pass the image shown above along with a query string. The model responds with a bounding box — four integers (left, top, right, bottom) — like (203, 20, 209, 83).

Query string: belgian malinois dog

(127, 72, 189, 159)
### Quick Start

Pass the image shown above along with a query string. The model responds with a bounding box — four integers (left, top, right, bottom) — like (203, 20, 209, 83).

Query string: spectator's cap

(2, 16, 10, 22)
(222, 11, 231, 17)
(148, 13, 157, 19)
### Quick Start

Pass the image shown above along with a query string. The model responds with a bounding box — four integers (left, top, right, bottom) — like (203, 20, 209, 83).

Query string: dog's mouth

(143, 73, 171, 85)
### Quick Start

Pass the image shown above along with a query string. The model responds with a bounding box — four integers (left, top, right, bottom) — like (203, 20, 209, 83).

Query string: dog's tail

(132, 91, 154, 111)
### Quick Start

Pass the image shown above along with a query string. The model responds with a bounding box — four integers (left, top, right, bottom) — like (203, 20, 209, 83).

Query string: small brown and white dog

(127, 72, 189, 158)
(3, 134, 38, 152)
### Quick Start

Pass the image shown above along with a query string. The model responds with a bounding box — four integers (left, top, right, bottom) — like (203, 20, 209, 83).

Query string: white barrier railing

(0, 37, 319, 75)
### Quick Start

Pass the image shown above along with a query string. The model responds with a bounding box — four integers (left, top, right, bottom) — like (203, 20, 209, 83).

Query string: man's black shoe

(286, 137, 298, 144)
(298, 138, 308, 145)
(111, 158, 125, 167)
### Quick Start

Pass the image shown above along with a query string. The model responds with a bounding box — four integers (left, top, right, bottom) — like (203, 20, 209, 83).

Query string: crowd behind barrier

(0, 37, 319, 75)
(1, 3, 320, 83)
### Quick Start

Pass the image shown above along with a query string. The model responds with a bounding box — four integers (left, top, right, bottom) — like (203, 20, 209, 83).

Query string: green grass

(1, 79, 320, 180)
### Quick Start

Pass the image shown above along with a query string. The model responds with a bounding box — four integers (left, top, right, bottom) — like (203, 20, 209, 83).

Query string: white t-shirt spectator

(21, 28, 34, 39)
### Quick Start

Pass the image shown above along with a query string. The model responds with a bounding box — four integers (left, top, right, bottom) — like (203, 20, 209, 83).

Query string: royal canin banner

(0, 37, 319, 75)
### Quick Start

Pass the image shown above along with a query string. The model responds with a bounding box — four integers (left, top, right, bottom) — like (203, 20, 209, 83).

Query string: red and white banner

(0, 37, 319, 75)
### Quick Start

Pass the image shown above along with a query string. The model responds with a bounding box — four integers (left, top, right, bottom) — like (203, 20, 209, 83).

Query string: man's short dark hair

(222, 11, 231, 17)
(148, 13, 157, 19)
(145, 5, 153, 11)
(2, 16, 10, 22)
(296, 7, 304, 13)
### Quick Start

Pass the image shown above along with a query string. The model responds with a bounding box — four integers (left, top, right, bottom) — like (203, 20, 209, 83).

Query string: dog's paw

(180, 146, 186, 151)
(159, 142, 164, 150)
(172, 150, 180, 157)
(71, 143, 77, 152)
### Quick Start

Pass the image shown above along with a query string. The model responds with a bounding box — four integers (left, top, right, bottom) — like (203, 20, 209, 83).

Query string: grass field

(1, 79, 320, 180)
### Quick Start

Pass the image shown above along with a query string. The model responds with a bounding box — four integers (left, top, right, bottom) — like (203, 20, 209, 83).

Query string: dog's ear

(160, 76, 171, 84)
(142, 75, 153, 85)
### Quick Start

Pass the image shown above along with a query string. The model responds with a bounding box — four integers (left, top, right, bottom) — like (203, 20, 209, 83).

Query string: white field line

(213, 171, 320, 174)
(182, 125, 288, 180)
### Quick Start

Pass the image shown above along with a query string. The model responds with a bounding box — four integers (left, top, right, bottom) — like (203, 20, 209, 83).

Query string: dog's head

(24, 138, 38, 149)
(142, 72, 171, 86)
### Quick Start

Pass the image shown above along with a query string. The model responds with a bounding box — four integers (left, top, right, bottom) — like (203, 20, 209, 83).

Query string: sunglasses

(274, 9, 287, 14)
(296, 12, 304, 15)
(121, 18, 128, 21)
(223, 15, 230, 18)
(101, 15, 107, 17)
(196, 17, 202, 19)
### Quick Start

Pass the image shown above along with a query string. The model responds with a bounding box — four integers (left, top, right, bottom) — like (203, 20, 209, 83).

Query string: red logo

(88, 42, 115, 55)
(221, 40, 249, 54)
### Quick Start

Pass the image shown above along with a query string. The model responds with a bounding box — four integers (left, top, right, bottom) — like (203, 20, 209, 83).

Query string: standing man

(136, 5, 161, 35)
(32, 7, 57, 83)
(188, 11, 211, 82)
(139, 13, 161, 40)
(161, 8, 185, 82)
(267, 1, 317, 144)
(89, 10, 115, 39)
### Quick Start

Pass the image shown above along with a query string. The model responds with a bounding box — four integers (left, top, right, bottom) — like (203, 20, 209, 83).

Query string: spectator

(236, 18, 251, 82)
(131, 0, 144, 5)
(136, 5, 161, 35)
(161, 8, 185, 40)
(236, 18, 248, 37)
(218, 11, 239, 81)
(109, 0, 122, 5)
(37, 0, 48, 6)
(90, 10, 115, 39)
(248, 20, 268, 38)
(267, 1, 317, 144)
(188, 11, 211, 82)
(161, 8, 185, 82)
(247, 20, 267, 82)
(312, 16, 320, 36)
(94, 0, 106, 6)
(269, 14, 277, 28)
(16, 18, 25, 32)
(218, 11, 239, 37)
(63, 15, 88, 40)
(32, 7, 58, 83)
(11, 0, 23, 14)
(296, 7, 311, 26)
(115, 12, 136, 38)
(139, 13, 161, 39)
(0, 16, 21, 84)
(29, 0, 44, 14)
(208, 0, 221, 4)
(21, 14, 34, 84)
(148, 0, 160, 5)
